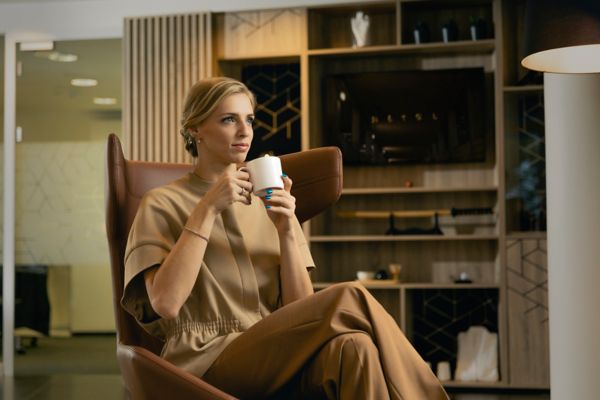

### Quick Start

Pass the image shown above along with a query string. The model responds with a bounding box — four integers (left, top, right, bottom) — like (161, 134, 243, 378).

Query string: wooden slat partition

(124, 13, 212, 162)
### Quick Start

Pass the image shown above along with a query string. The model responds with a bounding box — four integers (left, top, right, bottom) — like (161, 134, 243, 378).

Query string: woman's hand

(198, 169, 253, 214)
(260, 175, 296, 234)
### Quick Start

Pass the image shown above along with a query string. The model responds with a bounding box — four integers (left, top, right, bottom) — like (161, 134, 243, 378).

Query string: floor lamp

(521, 1, 600, 398)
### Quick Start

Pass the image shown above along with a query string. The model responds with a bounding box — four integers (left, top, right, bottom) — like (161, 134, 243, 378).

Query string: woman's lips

(232, 143, 249, 151)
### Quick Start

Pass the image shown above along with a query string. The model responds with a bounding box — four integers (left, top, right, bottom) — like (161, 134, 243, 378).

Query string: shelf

(309, 234, 499, 242)
(506, 231, 547, 240)
(443, 380, 506, 389)
(307, 39, 495, 57)
(313, 281, 401, 290)
(218, 53, 301, 62)
(402, 283, 500, 290)
(313, 282, 500, 290)
(503, 84, 544, 93)
(342, 186, 498, 195)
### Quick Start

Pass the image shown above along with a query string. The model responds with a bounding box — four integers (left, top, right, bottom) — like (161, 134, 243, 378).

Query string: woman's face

(193, 92, 255, 166)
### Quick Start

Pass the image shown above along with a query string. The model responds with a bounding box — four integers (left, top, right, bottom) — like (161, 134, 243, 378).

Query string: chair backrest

(105, 133, 343, 354)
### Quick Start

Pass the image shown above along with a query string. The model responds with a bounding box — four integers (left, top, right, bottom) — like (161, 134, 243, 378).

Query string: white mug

(242, 155, 284, 195)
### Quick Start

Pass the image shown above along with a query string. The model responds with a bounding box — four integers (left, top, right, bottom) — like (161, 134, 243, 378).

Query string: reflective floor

(2, 374, 126, 400)
(1, 335, 549, 400)
(2, 335, 125, 400)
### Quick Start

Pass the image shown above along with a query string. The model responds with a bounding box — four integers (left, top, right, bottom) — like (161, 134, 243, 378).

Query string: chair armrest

(117, 342, 237, 400)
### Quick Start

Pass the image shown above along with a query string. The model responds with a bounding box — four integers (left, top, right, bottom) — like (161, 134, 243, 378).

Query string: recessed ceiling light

(49, 52, 78, 62)
(71, 78, 98, 87)
(93, 97, 117, 105)
(34, 51, 78, 62)
(21, 41, 54, 51)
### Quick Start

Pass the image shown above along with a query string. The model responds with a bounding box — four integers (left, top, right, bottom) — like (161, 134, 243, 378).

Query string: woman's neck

(193, 160, 237, 182)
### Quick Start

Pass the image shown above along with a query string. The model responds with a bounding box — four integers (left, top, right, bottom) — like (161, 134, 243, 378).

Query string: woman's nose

(238, 121, 252, 136)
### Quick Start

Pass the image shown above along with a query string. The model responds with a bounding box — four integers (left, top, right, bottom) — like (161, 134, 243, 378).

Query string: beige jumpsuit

(122, 173, 448, 399)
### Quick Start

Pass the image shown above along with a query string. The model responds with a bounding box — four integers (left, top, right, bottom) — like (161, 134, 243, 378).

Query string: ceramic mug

(242, 155, 284, 195)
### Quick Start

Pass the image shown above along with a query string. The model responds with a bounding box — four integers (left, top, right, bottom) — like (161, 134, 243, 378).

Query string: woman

(122, 77, 448, 399)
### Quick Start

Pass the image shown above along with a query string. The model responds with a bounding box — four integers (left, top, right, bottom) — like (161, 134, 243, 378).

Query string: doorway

(12, 38, 121, 376)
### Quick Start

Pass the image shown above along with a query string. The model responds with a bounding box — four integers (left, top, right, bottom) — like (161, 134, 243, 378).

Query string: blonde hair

(180, 77, 256, 157)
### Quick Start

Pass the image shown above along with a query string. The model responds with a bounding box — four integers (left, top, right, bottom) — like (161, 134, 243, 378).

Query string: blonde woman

(122, 77, 448, 399)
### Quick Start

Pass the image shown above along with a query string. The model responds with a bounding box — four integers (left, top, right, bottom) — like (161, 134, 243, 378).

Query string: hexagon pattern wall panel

(242, 63, 301, 161)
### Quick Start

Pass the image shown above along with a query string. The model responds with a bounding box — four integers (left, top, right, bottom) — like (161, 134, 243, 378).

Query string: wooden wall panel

(506, 236, 549, 386)
(124, 13, 212, 162)
(222, 9, 306, 59)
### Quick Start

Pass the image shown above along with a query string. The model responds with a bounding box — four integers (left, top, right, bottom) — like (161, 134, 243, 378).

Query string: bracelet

(183, 226, 209, 242)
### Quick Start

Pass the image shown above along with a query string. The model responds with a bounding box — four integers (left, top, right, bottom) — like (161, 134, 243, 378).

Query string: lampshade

(521, 0, 600, 73)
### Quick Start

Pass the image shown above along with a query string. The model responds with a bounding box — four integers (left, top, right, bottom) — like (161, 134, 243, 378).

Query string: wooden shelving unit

(212, 0, 549, 391)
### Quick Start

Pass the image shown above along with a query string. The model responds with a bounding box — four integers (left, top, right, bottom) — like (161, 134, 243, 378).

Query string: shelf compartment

(504, 91, 546, 233)
(406, 287, 500, 382)
(308, 2, 397, 50)
(401, 0, 494, 45)
(309, 240, 499, 285)
(312, 190, 498, 237)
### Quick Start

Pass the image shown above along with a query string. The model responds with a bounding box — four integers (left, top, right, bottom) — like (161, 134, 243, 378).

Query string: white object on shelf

(455, 325, 499, 382)
(350, 11, 370, 48)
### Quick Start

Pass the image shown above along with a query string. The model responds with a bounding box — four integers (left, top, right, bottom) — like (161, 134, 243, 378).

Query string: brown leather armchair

(105, 133, 342, 399)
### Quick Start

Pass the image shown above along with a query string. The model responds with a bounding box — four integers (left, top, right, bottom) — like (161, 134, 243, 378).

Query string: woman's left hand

(260, 175, 296, 234)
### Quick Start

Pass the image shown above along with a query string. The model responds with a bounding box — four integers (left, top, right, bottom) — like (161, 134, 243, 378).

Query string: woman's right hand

(200, 169, 253, 214)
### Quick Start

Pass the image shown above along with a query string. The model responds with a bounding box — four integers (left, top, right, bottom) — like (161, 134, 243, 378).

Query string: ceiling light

(34, 51, 78, 62)
(93, 97, 117, 105)
(20, 41, 54, 51)
(48, 52, 78, 62)
(71, 78, 98, 87)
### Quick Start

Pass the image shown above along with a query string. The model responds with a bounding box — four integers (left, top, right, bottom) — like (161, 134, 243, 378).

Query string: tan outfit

(123, 172, 448, 399)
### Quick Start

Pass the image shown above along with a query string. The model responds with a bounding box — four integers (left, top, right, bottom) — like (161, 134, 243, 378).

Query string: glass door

(13, 38, 122, 376)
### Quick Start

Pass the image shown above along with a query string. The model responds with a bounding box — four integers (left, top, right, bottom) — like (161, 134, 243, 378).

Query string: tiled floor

(1, 335, 550, 400)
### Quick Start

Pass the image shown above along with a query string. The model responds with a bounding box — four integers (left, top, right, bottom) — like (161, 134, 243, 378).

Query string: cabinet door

(506, 237, 549, 386)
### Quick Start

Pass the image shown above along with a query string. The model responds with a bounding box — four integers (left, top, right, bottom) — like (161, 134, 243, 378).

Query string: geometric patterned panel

(242, 63, 301, 160)
(507, 239, 548, 323)
(0, 141, 109, 266)
(506, 238, 549, 386)
(507, 93, 546, 231)
(410, 288, 499, 370)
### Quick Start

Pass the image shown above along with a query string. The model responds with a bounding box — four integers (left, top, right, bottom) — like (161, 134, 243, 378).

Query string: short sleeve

(121, 190, 179, 330)
(292, 216, 316, 271)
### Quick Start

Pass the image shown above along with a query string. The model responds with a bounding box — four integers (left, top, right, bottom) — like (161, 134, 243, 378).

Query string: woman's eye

(222, 116, 235, 123)
(247, 117, 255, 125)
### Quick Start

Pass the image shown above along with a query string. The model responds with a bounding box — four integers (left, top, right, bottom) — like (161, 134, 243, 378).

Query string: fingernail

(266, 205, 271, 209)
(266, 189, 273, 194)
(282, 173, 288, 177)
(265, 195, 271, 200)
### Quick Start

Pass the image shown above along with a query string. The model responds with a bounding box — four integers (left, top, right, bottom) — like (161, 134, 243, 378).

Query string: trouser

(203, 281, 449, 400)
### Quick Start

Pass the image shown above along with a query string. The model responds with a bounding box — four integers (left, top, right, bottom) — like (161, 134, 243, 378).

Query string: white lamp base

(545, 72, 600, 399)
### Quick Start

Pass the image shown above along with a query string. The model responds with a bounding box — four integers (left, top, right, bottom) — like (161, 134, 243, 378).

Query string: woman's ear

(189, 127, 202, 142)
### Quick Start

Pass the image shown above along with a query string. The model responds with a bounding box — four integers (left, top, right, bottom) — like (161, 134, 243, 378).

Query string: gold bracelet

(183, 226, 209, 242)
